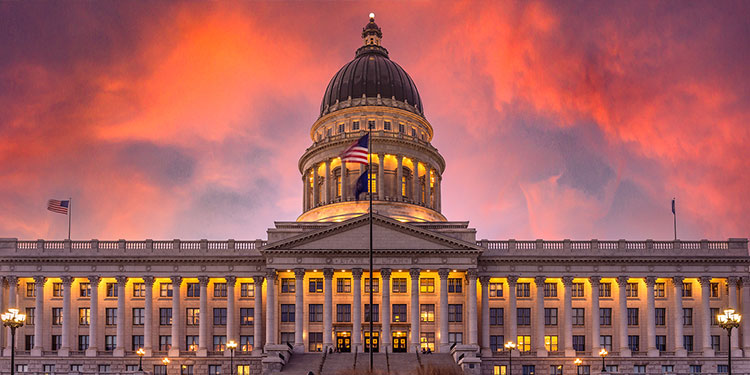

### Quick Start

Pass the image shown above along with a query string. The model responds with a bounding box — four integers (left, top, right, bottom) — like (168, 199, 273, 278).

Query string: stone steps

(275, 353, 324, 375)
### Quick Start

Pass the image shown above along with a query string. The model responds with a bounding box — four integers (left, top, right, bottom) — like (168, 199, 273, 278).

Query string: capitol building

(1, 16, 749, 375)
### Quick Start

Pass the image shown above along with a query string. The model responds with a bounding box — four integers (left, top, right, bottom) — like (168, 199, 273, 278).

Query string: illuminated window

(420, 278, 435, 293)
(572, 283, 584, 297)
(544, 335, 558, 351)
(213, 335, 226, 351)
(237, 366, 252, 375)
(308, 278, 323, 293)
(186, 308, 199, 326)
(213, 283, 227, 297)
(240, 335, 253, 352)
(369, 172, 377, 193)
(79, 308, 90, 325)
(106, 283, 117, 297)
(516, 335, 531, 352)
(392, 304, 407, 322)
(420, 304, 435, 322)
(710, 282, 719, 298)
(240, 308, 254, 325)
(682, 282, 692, 297)
(599, 282, 611, 297)
(654, 282, 666, 297)
(401, 176, 407, 197)
(392, 278, 407, 293)
(160, 283, 172, 297)
(53, 283, 63, 297)
(364, 278, 379, 293)
(544, 283, 557, 297)
(336, 175, 342, 197)
(79, 283, 91, 297)
(186, 283, 199, 297)
(337, 278, 351, 293)
(308, 333, 323, 352)
(241, 282, 255, 297)
(133, 283, 145, 297)
(626, 283, 638, 297)
(494, 366, 507, 375)
(26, 282, 35, 297)
(489, 283, 502, 297)
(420, 332, 435, 352)
(185, 336, 198, 352)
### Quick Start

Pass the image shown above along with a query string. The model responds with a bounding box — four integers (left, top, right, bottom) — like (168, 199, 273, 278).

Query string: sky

(1, 1, 748, 241)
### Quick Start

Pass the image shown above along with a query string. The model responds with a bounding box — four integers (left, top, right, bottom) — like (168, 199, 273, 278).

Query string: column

(377, 154, 385, 200)
(412, 159, 420, 204)
(0, 277, 4, 351)
(323, 269, 334, 350)
(143, 276, 155, 356)
(590, 276, 601, 357)
(4, 276, 18, 356)
(226, 276, 237, 344)
(425, 167, 432, 208)
(381, 269, 392, 352)
(562, 276, 575, 356)
(741, 278, 750, 356)
(265, 269, 277, 346)
(302, 174, 308, 211)
(533, 276, 547, 355)
(312, 165, 319, 207)
(507, 276, 518, 353)
(438, 269, 450, 352)
(728, 277, 741, 355)
(410, 268, 421, 351)
(479, 276, 491, 355)
(435, 174, 441, 211)
(645, 276, 658, 357)
(86, 276, 100, 357)
(324, 160, 331, 204)
(58, 276, 73, 356)
(252, 275, 265, 355)
(466, 269, 478, 347)
(699, 276, 713, 356)
(396, 155, 403, 201)
(197, 276, 209, 356)
(352, 268, 363, 352)
(294, 269, 305, 352)
(341, 158, 348, 201)
(616, 276, 631, 356)
(169, 276, 182, 357)
(31, 276, 45, 356)
(673, 276, 686, 356)
(113, 276, 128, 357)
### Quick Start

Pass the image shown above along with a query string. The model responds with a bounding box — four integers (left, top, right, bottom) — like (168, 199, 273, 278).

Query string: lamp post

(2, 308, 27, 375)
(599, 348, 608, 374)
(504, 341, 516, 375)
(162, 357, 170, 375)
(574, 358, 582, 375)
(227, 340, 238, 375)
(718, 309, 741, 375)
(136, 348, 145, 371)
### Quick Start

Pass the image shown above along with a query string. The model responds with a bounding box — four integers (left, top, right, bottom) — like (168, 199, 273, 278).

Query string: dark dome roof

(319, 44, 424, 117)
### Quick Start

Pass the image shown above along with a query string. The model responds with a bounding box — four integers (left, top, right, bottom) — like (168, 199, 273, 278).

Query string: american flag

(47, 199, 69, 215)
(340, 134, 369, 164)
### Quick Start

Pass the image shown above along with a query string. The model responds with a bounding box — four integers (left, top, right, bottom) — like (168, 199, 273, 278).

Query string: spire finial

(369, 13, 375, 21)
(362, 13, 382, 46)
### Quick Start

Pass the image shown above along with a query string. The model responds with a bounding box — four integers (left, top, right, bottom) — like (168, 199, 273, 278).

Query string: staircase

(387, 352, 423, 375)
(320, 352, 356, 374)
(354, 352, 389, 373)
(419, 353, 462, 373)
(274, 353, 324, 375)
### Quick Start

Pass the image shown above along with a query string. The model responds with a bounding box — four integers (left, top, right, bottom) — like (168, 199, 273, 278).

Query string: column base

(196, 348, 208, 357)
(410, 342, 420, 353)
(674, 348, 687, 357)
(536, 349, 548, 357)
(3, 348, 12, 357)
(30, 347, 42, 356)
(382, 343, 392, 353)
(591, 348, 601, 357)
(168, 348, 181, 357)
(252, 348, 264, 357)
(439, 342, 450, 353)
(352, 342, 362, 354)
(481, 347, 494, 357)
(113, 347, 125, 357)
(564, 349, 576, 357)
(647, 348, 660, 357)
(619, 348, 632, 357)
(85, 348, 98, 357)
(58, 347, 70, 357)
(732, 348, 743, 357)
(702, 348, 715, 357)
(293, 343, 305, 353)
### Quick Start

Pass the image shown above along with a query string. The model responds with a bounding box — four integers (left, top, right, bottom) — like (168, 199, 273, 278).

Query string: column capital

(438, 268, 450, 280)
(589, 276, 601, 287)
(88, 275, 101, 286)
(116, 276, 128, 286)
(699, 276, 712, 286)
(479, 276, 491, 285)
(562, 276, 575, 286)
(644, 276, 657, 287)
(465, 268, 478, 280)
(60, 276, 74, 286)
(225, 276, 237, 285)
(198, 276, 210, 287)
(294, 268, 306, 280)
(252, 275, 265, 285)
(728, 276, 740, 285)
(616, 275, 629, 287)
(410, 268, 421, 280)
(351, 268, 363, 280)
(672, 276, 684, 285)
(266, 268, 277, 281)
(143, 276, 155, 287)
(170, 276, 182, 286)
(534, 275, 546, 286)
(6, 275, 18, 287)
(507, 275, 519, 285)
(323, 268, 334, 279)
(380, 268, 392, 280)
(742, 277, 750, 287)
(33, 275, 46, 285)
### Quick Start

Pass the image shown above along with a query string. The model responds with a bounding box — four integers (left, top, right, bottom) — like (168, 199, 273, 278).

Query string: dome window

(352, 121, 360, 130)
(399, 123, 405, 133)
(384, 121, 392, 131)
(368, 120, 376, 130)
(338, 124, 345, 133)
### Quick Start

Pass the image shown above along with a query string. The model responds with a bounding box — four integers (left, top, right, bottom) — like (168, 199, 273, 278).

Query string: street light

(574, 358, 582, 375)
(227, 340, 238, 375)
(2, 308, 27, 375)
(162, 357, 170, 375)
(718, 309, 741, 375)
(136, 348, 145, 371)
(599, 348, 608, 374)
(504, 341, 516, 375)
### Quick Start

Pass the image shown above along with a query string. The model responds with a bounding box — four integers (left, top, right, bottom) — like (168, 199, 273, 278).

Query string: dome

(319, 17, 424, 117)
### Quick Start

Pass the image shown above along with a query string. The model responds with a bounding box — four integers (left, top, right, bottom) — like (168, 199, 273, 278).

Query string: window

(51, 335, 62, 350)
(209, 365, 222, 375)
(213, 283, 227, 297)
(710, 282, 719, 298)
(71, 364, 83, 372)
(308, 278, 323, 293)
(420, 278, 435, 293)
(689, 365, 702, 374)
(411, 128, 417, 137)
(365, 304, 379, 322)
(489, 282, 502, 297)
(364, 278, 379, 293)
(106, 282, 117, 297)
(154, 365, 167, 375)
(517, 283, 530, 297)
(449, 332, 463, 346)
(105, 335, 116, 351)
(600, 335, 612, 351)
(544, 283, 557, 297)
(490, 308, 504, 326)
(336, 278, 351, 293)
(186, 336, 199, 351)
(605, 366, 618, 373)
(628, 335, 640, 352)
(240, 335, 254, 352)
(160, 308, 172, 325)
(80, 282, 91, 297)
(352, 121, 360, 130)
(627, 308, 639, 326)
(490, 335, 505, 352)
(517, 308, 531, 325)
(53, 282, 63, 297)
(654, 282, 666, 297)
(420, 304, 435, 322)
(399, 123, 405, 133)
(448, 304, 463, 322)
(25, 308, 34, 325)
(160, 282, 173, 297)
(186, 283, 200, 297)
(213, 335, 227, 351)
(181, 365, 194, 375)
(16, 365, 28, 373)
(494, 366, 507, 375)
(684, 335, 694, 351)
(401, 176, 408, 197)
(392, 304, 407, 322)
(309, 332, 323, 352)
(626, 282, 638, 297)
(544, 335, 558, 351)
(572, 283, 584, 297)
(25, 335, 34, 350)
(44, 364, 56, 374)
(599, 282, 611, 297)
(682, 282, 692, 297)
(309, 304, 323, 322)
(133, 308, 145, 325)
(544, 308, 558, 326)
(52, 308, 63, 325)
(572, 308, 585, 326)
(392, 278, 407, 293)
(79, 308, 90, 325)
(132, 335, 144, 351)
(572, 336, 585, 352)
(26, 282, 36, 297)
(159, 336, 172, 351)
(214, 308, 228, 325)
(326, 128, 331, 138)
(99, 365, 111, 373)
(579, 366, 591, 375)
(550, 365, 563, 375)
(634, 365, 646, 374)
(281, 304, 295, 322)
(281, 278, 295, 293)
(600, 308, 612, 326)
(655, 335, 666, 351)
(133, 282, 145, 297)
(420, 332, 435, 352)
(338, 123, 345, 133)
(711, 335, 720, 351)
(384, 121, 391, 131)
(336, 304, 351, 322)
(683, 308, 693, 326)
(655, 308, 666, 326)
(78, 335, 89, 351)
(240, 282, 255, 297)
(368, 120, 375, 130)
(106, 308, 117, 325)
(718, 365, 729, 373)
(517, 336, 531, 352)
(448, 278, 463, 293)
(711, 307, 721, 325)
(240, 308, 254, 325)
(238, 366, 252, 375)
(662, 365, 674, 374)
(186, 308, 200, 325)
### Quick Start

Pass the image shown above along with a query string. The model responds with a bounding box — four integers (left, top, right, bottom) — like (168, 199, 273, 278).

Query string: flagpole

(673, 198, 677, 241)
(68, 197, 72, 240)
(368, 128, 374, 371)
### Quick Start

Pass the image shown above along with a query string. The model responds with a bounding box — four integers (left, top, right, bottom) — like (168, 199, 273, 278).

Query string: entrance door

(364, 331, 379, 353)
(336, 331, 351, 352)
(392, 332, 407, 352)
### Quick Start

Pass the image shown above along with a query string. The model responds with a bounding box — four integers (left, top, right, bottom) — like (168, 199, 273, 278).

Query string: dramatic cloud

(0, 1, 748, 241)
